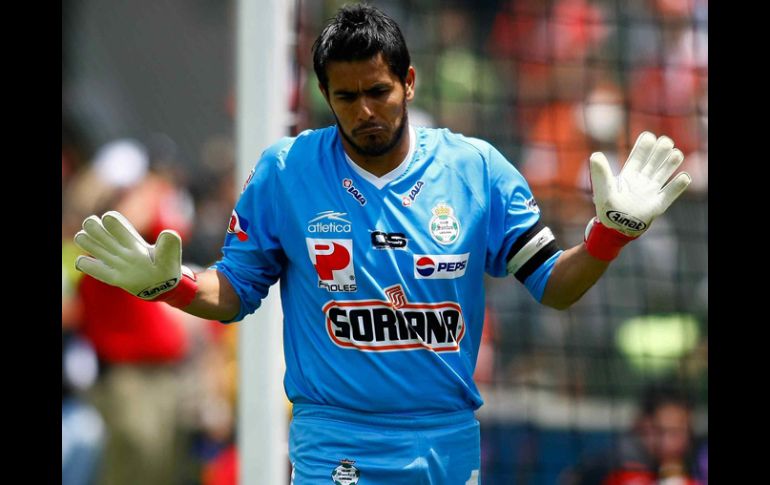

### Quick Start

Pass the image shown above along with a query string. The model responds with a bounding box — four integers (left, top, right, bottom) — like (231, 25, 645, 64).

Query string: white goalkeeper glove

(584, 131, 692, 261)
(73, 211, 198, 308)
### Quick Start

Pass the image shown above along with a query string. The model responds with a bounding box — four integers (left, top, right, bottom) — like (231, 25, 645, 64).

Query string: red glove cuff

(154, 266, 198, 308)
(583, 218, 637, 261)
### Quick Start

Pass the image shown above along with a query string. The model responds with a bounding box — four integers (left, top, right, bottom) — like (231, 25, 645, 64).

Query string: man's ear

(319, 82, 329, 101)
(404, 66, 416, 102)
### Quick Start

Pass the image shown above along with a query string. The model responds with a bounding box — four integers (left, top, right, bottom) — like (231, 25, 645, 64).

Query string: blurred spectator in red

(561, 381, 701, 485)
(72, 138, 196, 485)
(626, 0, 708, 193)
(63, 127, 106, 485)
(487, 0, 618, 234)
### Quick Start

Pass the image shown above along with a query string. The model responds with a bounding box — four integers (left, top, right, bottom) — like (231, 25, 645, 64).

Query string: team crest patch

(429, 203, 460, 245)
(331, 459, 360, 485)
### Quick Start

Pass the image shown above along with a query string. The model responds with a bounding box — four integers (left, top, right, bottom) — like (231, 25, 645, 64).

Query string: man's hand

(584, 132, 692, 260)
(73, 211, 197, 307)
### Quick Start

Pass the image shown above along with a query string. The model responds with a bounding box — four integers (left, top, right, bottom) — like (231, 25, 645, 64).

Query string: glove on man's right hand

(73, 211, 197, 307)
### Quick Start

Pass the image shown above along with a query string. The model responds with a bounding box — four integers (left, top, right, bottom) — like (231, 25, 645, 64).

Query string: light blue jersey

(213, 125, 561, 416)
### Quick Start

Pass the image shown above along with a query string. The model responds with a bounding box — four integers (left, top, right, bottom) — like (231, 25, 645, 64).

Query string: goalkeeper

(73, 4, 691, 484)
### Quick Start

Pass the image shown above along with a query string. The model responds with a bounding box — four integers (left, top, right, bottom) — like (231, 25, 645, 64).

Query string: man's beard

(334, 102, 408, 158)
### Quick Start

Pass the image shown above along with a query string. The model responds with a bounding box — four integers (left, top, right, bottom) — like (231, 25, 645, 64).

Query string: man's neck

(341, 126, 412, 178)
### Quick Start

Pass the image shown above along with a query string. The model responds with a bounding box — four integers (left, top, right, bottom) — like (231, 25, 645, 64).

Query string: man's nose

(356, 97, 374, 120)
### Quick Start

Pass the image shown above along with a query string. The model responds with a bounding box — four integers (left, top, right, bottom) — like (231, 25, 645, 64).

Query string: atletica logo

(306, 238, 357, 292)
(606, 210, 647, 232)
(414, 253, 469, 279)
(307, 210, 352, 233)
(137, 278, 179, 298)
(402, 180, 424, 207)
(323, 284, 465, 352)
(342, 178, 367, 206)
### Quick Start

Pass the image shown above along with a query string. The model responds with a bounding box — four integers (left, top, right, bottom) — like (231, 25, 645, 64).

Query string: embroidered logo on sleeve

(226, 209, 249, 241)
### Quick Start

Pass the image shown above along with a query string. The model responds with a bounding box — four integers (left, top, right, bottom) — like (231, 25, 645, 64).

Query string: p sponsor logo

(306, 238, 357, 292)
(414, 253, 469, 279)
(323, 284, 465, 352)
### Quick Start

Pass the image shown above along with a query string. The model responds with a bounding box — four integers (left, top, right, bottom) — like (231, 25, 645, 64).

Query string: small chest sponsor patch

(402, 180, 424, 207)
(414, 253, 469, 279)
(342, 178, 367, 206)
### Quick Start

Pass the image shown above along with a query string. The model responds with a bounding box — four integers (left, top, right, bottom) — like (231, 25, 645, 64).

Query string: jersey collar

(343, 125, 416, 190)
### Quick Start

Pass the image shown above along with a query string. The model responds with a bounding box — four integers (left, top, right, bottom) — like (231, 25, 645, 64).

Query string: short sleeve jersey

(213, 126, 562, 415)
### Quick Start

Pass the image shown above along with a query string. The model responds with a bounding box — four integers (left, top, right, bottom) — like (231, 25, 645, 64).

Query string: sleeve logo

(227, 209, 249, 241)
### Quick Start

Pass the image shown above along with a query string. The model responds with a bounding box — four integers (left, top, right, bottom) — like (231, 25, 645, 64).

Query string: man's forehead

(326, 54, 398, 91)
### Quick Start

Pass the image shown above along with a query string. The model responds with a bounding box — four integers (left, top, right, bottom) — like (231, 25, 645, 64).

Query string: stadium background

(62, 0, 707, 483)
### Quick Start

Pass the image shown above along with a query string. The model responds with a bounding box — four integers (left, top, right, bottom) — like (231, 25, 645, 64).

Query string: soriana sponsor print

(322, 285, 465, 352)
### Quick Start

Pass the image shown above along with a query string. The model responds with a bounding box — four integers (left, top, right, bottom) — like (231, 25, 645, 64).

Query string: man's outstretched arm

(537, 131, 691, 310)
(540, 244, 610, 310)
(73, 210, 241, 322)
(180, 268, 240, 322)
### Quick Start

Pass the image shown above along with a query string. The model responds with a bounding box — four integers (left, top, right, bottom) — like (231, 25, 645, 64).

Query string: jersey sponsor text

(322, 285, 465, 351)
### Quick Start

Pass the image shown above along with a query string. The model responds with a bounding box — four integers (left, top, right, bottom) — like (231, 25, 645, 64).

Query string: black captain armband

(505, 220, 560, 283)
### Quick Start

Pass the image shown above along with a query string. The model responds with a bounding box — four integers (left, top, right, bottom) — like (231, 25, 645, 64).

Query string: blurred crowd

(62, 0, 707, 483)
(62, 128, 241, 485)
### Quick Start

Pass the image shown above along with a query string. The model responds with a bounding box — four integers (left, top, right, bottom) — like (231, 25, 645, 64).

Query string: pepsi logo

(415, 257, 436, 277)
(414, 253, 470, 279)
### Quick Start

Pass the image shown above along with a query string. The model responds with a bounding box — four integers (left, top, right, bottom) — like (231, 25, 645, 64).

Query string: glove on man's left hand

(585, 131, 692, 260)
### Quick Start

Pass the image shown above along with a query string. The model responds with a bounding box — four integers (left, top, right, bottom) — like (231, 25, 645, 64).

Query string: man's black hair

(312, 3, 411, 91)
